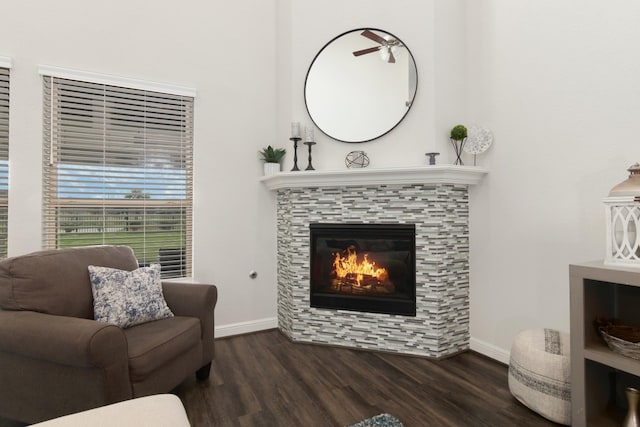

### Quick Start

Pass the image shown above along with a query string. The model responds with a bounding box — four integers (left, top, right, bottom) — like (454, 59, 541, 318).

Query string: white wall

(0, 0, 279, 335)
(278, 0, 467, 169)
(4, 0, 638, 360)
(466, 0, 640, 361)
(281, 0, 640, 363)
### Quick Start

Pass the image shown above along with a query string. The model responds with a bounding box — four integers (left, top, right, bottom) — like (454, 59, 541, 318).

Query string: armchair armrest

(0, 310, 128, 368)
(162, 282, 217, 363)
(0, 310, 133, 417)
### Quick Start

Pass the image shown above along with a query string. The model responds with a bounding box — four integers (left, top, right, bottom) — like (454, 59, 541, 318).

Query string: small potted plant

(449, 124, 467, 165)
(259, 145, 286, 175)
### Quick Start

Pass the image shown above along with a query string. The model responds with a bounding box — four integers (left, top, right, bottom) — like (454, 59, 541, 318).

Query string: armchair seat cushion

(124, 316, 201, 382)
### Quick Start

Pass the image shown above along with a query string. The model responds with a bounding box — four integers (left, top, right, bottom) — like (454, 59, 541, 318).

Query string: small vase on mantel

(263, 162, 281, 176)
(624, 387, 640, 427)
(259, 145, 286, 176)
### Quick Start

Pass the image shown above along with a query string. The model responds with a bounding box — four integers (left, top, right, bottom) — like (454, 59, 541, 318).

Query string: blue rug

(347, 413, 404, 427)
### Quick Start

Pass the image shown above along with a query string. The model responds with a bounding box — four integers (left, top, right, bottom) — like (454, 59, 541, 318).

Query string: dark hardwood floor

(173, 329, 559, 427)
(0, 329, 560, 426)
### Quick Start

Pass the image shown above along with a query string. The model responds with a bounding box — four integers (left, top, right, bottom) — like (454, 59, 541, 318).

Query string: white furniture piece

(508, 328, 571, 425)
(570, 261, 640, 426)
(30, 394, 190, 427)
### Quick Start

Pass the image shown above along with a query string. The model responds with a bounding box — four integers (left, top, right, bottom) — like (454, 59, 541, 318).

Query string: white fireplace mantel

(260, 165, 488, 190)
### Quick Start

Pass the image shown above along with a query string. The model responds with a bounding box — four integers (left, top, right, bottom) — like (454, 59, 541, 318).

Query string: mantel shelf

(259, 165, 488, 190)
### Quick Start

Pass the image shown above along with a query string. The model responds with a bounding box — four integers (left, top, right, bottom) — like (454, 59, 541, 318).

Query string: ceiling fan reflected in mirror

(352, 29, 403, 63)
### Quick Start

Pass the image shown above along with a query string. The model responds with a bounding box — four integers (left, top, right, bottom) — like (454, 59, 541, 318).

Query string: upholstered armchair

(0, 245, 217, 424)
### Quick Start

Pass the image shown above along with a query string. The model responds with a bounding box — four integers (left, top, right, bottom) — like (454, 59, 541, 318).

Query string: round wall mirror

(304, 28, 418, 143)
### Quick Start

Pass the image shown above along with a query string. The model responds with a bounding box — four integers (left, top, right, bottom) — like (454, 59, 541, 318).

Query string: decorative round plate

(464, 125, 494, 155)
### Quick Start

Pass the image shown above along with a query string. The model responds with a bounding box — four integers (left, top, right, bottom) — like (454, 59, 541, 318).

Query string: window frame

(41, 68, 195, 278)
(0, 58, 11, 259)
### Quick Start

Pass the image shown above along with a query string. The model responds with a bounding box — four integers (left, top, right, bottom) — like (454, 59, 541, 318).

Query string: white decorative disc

(464, 125, 494, 155)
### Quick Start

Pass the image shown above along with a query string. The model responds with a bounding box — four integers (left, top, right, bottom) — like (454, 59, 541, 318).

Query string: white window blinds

(0, 67, 9, 259)
(43, 76, 193, 278)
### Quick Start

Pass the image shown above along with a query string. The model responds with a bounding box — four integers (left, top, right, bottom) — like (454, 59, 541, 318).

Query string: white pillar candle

(291, 122, 301, 139)
(305, 126, 314, 142)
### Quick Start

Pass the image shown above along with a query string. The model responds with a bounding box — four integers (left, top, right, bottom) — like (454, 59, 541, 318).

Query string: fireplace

(268, 168, 486, 357)
(309, 223, 416, 316)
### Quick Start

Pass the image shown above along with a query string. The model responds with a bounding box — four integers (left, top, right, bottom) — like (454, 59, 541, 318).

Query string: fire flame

(332, 246, 388, 286)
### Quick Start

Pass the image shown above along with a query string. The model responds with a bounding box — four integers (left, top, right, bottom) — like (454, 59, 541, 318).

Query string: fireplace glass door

(309, 223, 416, 316)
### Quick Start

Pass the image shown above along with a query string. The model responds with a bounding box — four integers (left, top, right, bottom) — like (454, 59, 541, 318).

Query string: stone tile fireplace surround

(261, 166, 487, 358)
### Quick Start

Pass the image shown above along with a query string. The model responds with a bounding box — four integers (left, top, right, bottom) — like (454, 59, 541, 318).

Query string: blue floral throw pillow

(88, 264, 174, 328)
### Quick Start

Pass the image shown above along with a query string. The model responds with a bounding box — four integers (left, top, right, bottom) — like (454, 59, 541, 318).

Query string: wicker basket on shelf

(598, 322, 640, 360)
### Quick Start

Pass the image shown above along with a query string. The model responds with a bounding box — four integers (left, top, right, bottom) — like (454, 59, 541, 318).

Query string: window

(42, 74, 194, 278)
(0, 64, 9, 259)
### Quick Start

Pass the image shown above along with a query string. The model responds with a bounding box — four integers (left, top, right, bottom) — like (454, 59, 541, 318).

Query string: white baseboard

(215, 317, 278, 338)
(470, 337, 510, 364)
(214, 321, 512, 365)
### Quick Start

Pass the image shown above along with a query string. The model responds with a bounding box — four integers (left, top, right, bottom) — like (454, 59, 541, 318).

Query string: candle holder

(450, 138, 467, 166)
(425, 152, 440, 165)
(289, 137, 301, 171)
(304, 141, 316, 171)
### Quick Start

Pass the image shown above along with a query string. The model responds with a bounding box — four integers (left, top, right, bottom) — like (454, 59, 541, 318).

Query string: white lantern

(604, 163, 640, 267)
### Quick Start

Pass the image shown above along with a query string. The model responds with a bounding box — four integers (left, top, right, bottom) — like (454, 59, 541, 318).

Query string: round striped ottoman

(508, 328, 571, 425)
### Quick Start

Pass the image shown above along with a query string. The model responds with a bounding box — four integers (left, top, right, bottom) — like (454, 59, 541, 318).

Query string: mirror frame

(304, 28, 418, 144)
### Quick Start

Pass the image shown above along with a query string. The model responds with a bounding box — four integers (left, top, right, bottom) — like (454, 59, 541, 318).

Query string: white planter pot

(263, 162, 281, 176)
